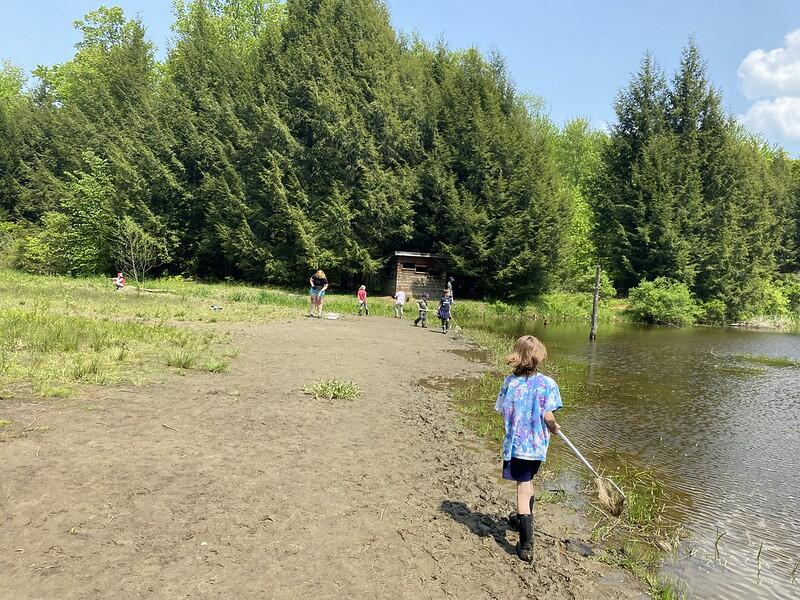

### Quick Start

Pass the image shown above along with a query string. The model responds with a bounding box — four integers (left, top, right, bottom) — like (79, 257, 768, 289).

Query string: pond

(460, 318, 800, 600)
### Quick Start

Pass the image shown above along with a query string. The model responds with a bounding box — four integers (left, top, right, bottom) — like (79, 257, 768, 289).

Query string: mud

(0, 316, 646, 599)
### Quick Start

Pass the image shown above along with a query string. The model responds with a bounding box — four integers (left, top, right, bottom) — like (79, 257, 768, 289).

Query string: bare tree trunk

(590, 265, 600, 341)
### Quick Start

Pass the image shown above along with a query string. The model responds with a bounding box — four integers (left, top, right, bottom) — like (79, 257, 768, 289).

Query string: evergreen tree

(592, 53, 669, 291)
(1, 1, 796, 313)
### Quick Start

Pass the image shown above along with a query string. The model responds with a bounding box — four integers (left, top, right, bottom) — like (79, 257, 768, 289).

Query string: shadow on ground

(439, 500, 516, 557)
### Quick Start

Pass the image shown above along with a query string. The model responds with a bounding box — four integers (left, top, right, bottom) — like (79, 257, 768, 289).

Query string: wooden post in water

(589, 265, 601, 340)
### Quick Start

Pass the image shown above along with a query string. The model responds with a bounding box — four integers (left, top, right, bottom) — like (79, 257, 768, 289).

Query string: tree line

(0, 0, 798, 320)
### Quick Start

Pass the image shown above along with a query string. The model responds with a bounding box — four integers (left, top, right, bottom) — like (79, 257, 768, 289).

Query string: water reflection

(461, 317, 800, 600)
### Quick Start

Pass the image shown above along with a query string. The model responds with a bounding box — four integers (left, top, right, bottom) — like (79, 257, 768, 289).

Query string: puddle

(448, 347, 493, 364)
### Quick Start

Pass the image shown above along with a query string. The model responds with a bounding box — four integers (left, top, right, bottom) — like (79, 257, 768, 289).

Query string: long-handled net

(557, 431, 626, 516)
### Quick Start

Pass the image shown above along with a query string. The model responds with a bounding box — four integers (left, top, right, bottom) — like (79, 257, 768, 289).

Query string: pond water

(461, 318, 800, 600)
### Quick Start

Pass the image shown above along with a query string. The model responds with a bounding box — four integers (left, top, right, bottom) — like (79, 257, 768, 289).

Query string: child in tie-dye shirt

(495, 335, 562, 563)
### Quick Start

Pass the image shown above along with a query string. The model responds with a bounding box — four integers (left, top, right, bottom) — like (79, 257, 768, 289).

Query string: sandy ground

(0, 315, 646, 599)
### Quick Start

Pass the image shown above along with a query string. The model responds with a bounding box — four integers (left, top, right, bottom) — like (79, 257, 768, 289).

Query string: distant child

(309, 269, 328, 318)
(394, 289, 406, 318)
(495, 335, 562, 563)
(357, 285, 369, 316)
(437, 289, 452, 333)
(112, 272, 126, 291)
(414, 294, 429, 327)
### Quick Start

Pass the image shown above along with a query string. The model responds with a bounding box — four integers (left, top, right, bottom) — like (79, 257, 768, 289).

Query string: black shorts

(502, 458, 542, 482)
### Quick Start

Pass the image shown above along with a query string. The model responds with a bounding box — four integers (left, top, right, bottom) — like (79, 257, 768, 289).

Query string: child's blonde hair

(359, 285, 366, 290)
(315, 269, 326, 279)
(507, 335, 547, 377)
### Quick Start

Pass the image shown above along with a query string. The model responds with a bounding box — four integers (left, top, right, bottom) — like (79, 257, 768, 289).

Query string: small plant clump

(303, 379, 361, 401)
(202, 358, 229, 373)
(167, 350, 199, 369)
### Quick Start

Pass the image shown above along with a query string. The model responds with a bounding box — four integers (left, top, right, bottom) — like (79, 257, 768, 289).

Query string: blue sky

(2, 0, 800, 153)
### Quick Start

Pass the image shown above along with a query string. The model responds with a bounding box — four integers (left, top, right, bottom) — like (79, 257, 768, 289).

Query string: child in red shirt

(357, 285, 368, 316)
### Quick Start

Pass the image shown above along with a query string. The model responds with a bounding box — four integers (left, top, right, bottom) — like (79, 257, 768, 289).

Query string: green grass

(302, 378, 361, 401)
(166, 349, 199, 369)
(537, 489, 566, 504)
(0, 270, 256, 395)
(0, 419, 11, 427)
(737, 353, 800, 368)
(0, 307, 218, 394)
(589, 464, 682, 552)
(0, 269, 298, 324)
(202, 358, 229, 373)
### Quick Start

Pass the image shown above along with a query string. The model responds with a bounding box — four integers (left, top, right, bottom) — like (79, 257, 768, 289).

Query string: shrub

(626, 278, 700, 326)
(775, 274, 800, 313)
(18, 212, 73, 275)
(751, 280, 790, 316)
(698, 299, 727, 325)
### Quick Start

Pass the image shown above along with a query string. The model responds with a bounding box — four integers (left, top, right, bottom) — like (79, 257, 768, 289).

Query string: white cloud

(738, 29, 800, 100)
(739, 96, 800, 141)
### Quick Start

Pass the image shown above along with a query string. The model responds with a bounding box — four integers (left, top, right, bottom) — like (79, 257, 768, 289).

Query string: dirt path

(1, 315, 646, 599)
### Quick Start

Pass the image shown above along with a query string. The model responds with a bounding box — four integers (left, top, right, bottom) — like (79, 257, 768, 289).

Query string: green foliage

(0, 3, 798, 320)
(19, 212, 73, 274)
(752, 280, 790, 317)
(0, 61, 25, 104)
(0, 0, 578, 299)
(776, 274, 800, 312)
(556, 119, 608, 292)
(591, 42, 800, 323)
(698, 299, 726, 325)
(18, 151, 115, 275)
(626, 278, 700, 326)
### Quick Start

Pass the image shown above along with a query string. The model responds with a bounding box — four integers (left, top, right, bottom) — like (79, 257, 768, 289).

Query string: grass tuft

(167, 350, 199, 369)
(202, 358, 229, 373)
(303, 378, 361, 401)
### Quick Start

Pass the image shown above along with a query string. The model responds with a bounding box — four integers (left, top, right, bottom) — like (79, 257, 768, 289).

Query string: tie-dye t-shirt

(494, 373, 563, 461)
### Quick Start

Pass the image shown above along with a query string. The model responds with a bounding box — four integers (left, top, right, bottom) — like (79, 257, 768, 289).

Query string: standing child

(357, 285, 369, 316)
(414, 294, 429, 327)
(394, 289, 406, 318)
(437, 289, 452, 333)
(495, 335, 562, 563)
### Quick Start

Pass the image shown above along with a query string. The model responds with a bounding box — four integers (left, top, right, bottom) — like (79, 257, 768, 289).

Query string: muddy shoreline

(1, 316, 646, 599)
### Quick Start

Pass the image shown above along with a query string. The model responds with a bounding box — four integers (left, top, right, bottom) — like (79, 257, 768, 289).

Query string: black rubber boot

(516, 513, 534, 563)
(508, 496, 536, 530)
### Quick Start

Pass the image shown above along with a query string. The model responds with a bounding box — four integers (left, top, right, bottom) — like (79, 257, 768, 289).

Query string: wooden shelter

(386, 251, 447, 298)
